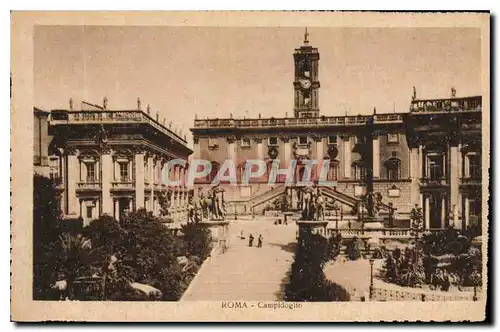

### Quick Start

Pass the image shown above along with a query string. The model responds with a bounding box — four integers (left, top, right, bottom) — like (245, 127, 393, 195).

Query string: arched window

(352, 159, 366, 181)
(385, 158, 401, 181)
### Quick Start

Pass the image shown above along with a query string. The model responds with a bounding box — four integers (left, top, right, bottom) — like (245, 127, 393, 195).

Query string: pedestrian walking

(257, 234, 263, 248)
(240, 230, 244, 239)
(249, 233, 254, 247)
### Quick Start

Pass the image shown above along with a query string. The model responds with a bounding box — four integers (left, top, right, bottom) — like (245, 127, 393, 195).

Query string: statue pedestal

(281, 212, 294, 224)
(296, 220, 329, 238)
(362, 216, 385, 230)
(200, 219, 230, 252)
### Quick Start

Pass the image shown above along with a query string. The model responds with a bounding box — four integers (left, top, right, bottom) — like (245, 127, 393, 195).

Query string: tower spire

(304, 27, 309, 45)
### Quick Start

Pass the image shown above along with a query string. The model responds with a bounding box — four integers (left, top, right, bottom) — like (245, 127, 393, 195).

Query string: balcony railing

(77, 182, 102, 190)
(50, 110, 187, 145)
(193, 113, 403, 129)
(111, 181, 134, 190)
(460, 177, 482, 185)
(410, 96, 482, 113)
(420, 177, 448, 186)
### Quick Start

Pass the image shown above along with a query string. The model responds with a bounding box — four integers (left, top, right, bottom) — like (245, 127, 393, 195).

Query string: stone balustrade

(410, 96, 482, 113)
(193, 113, 403, 129)
(50, 110, 186, 145)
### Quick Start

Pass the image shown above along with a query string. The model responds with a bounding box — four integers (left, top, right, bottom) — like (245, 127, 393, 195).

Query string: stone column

(135, 150, 145, 209)
(67, 150, 79, 216)
(256, 137, 264, 160)
(410, 147, 420, 206)
(60, 154, 66, 214)
(450, 145, 459, 209)
(464, 197, 470, 228)
(114, 199, 120, 222)
(282, 137, 291, 168)
(149, 155, 155, 212)
(193, 137, 200, 160)
(101, 149, 113, 215)
(314, 136, 324, 180)
(441, 195, 446, 228)
(418, 145, 424, 178)
(227, 136, 237, 165)
(458, 144, 463, 178)
(342, 136, 351, 178)
(424, 196, 430, 229)
(372, 135, 380, 178)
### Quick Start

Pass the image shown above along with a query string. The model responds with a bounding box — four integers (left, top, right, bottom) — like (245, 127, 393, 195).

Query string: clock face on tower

(300, 79, 311, 89)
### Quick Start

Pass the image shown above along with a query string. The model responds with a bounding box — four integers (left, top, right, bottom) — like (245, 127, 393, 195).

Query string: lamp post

(369, 257, 375, 301)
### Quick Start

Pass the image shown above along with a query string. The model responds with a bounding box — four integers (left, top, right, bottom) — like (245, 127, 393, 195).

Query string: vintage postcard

(11, 11, 490, 322)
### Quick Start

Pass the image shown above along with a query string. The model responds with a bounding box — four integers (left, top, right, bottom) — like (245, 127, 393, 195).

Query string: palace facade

(190, 32, 483, 231)
(39, 99, 192, 225)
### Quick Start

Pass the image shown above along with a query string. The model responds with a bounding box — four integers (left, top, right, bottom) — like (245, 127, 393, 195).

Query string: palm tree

(57, 233, 95, 299)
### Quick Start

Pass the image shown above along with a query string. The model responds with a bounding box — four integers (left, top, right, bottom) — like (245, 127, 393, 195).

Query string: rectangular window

(387, 133, 399, 143)
(353, 165, 366, 181)
(328, 135, 338, 145)
(268, 137, 278, 146)
(86, 206, 93, 219)
(49, 157, 59, 180)
(388, 167, 400, 181)
(86, 163, 95, 182)
(120, 162, 129, 182)
(327, 162, 339, 181)
(468, 154, 481, 179)
(428, 155, 443, 181)
(298, 136, 308, 145)
(241, 138, 251, 147)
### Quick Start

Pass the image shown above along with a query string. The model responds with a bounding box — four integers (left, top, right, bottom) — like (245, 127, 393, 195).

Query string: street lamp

(369, 257, 375, 301)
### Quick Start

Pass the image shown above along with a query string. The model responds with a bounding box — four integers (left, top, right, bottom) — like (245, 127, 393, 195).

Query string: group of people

(244, 232, 263, 248)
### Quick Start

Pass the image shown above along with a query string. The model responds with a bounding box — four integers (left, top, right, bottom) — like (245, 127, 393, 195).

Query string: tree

(285, 230, 350, 301)
(409, 204, 424, 263)
(181, 222, 212, 261)
(33, 174, 63, 299)
(117, 209, 184, 300)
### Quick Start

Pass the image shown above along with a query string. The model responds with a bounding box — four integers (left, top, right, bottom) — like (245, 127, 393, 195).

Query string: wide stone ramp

(181, 219, 297, 301)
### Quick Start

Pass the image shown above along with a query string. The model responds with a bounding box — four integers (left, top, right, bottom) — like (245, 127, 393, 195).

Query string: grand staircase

(319, 186, 360, 209)
(247, 184, 286, 210)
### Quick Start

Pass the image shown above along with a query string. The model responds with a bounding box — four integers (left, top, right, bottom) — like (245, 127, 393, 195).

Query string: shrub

(285, 230, 350, 301)
(346, 237, 363, 261)
(398, 263, 425, 288)
(383, 254, 398, 283)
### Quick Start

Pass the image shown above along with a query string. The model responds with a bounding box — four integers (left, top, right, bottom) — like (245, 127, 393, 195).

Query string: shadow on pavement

(268, 242, 297, 253)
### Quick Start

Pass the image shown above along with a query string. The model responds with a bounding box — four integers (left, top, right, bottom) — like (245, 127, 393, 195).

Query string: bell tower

(293, 28, 320, 118)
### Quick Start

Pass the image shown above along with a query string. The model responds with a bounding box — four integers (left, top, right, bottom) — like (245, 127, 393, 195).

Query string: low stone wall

(371, 286, 480, 302)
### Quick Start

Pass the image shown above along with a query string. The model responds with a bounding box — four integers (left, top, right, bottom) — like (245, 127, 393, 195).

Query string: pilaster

(372, 134, 380, 178)
(67, 149, 79, 216)
(135, 149, 145, 209)
(341, 135, 351, 178)
(101, 149, 113, 215)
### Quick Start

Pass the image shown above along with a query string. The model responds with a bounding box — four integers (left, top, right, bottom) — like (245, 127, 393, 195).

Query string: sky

(34, 26, 481, 147)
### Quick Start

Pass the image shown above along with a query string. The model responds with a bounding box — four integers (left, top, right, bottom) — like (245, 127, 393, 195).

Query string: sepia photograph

(11, 11, 490, 322)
